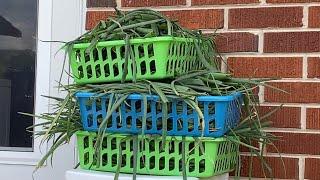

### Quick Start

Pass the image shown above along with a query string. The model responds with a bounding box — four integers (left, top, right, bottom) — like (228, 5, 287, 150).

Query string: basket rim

(71, 36, 198, 49)
(75, 131, 233, 142)
(75, 91, 242, 102)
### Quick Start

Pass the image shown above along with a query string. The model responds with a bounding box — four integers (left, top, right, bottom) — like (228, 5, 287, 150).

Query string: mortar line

(224, 8, 229, 30)
(260, 0, 266, 5)
(242, 152, 320, 159)
(186, 0, 191, 7)
(299, 157, 305, 180)
(116, 0, 121, 8)
(258, 85, 265, 103)
(303, 6, 309, 28)
(221, 52, 320, 56)
(303, 55, 308, 79)
(87, 4, 318, 11)
(258, 31, 264, 54)
(301, 106, 307, 129)
(264, 128, 320, 133)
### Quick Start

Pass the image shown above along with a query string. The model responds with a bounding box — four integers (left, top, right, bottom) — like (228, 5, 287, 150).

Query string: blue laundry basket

(76, 92, 242, 137)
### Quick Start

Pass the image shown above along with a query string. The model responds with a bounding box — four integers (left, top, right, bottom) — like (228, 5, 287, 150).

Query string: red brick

(162, 9, 224, 29)
(215, 33, 258, 53)
(235, 156, 299, 179)
(192, 0, 258, 5)
(229, 7, 303, 29)
(308, 57, 320, 78)
(86, 10, 224, 30)
(305, 158, 320, 179)
(121, 0, 185, 7)
(87, 0, 116, 7)
(268, 132, 320, 155)
(86, 11, 115, 30)
(227, 57, 303, 78)
(264, 32, 320, 53)
(259, 106, 301, 128)
(309, 6, 320, 28)
(264, 82, 320, 103)
(267, 0, 320, 3)
(307, 108, 320, 129)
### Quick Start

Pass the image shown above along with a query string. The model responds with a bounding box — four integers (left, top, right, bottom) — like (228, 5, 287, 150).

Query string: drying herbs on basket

(63, 9, 220, 84)
(23, 70, 284, 179)
(22, 8, 286, 180)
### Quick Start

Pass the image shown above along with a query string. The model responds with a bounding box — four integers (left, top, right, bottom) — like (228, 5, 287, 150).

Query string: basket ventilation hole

(87, 114, 93, 127)
(111, 47, 117, 60)
(129, 140, 133, 151)
(140, 61, 147, 75)
(140, 155, 146, 169)
(178, 142, 182, 155)
(78, 66, 84, 79)
(179, 44, 184, 56)
(111, 138, 117, 150)
(101, 47, 108, 60)
(111, 154, 117, 167)
(83, 136, 89, 149)
(137, 118, 142, 130)
(149, 140, 155, 152)
(199, 159, 205, 173)
(93, 48, 99, 62)
(126, 116, 132, 128)
(114, 115, 120, 128)
(102, 138, 108, 149)
(177, 118, 183, 131)
(208, 103, 215, 115)
(188, 119, 194, 132)
(146, 117, 152, 130)
(167, 118, 174, 131)
(178, 159, 183, 171)
(130, 155, 134, 168)
(189, 142, 195, 155)
(113, 64, 119, 77)
(75, 50, 81, 62)
(168, 141, 175, 154)
(135, 100, 141, 112)
(150, 60, 156, 74)
(86, 65, 93, 79)
(84, 152, 89, 165)
(159, 157, 165, 170)
(148, 44, 154, 57)
(85, 53, 90, 62)
(120, 46, 125, 59)
(169, 158, 175, 171)
(209, 119, 216, 133)
(95, 64, 101, 78)
(121, 154, 127, 167)
(104, 64, 110, 77)
(138, 45, 144, 58)
(189, 159, 195, 172)
(157, 117, 162, 131)
(149, 156, 155, 169)
(102, 153, 108, 166)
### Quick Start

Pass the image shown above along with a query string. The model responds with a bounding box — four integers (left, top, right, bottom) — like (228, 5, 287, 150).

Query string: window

(0, 0, 37, 150)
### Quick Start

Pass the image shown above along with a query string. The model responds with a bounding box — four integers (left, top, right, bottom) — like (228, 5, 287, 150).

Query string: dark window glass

(0, 0, 37, 150)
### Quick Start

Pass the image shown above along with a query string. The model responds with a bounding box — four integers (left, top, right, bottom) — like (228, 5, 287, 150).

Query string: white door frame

(0, 0, 52, 165)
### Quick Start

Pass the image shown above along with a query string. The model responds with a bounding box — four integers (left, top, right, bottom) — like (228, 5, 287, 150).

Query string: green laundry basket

(76, 131, 239, 177)
(69, 36, 204, 84)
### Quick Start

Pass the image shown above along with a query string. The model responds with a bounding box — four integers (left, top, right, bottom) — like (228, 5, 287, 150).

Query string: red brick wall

(85, 1, 320, 179)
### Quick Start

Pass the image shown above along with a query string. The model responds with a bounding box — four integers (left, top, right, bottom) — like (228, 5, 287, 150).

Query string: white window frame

(0, 0, 53, 165)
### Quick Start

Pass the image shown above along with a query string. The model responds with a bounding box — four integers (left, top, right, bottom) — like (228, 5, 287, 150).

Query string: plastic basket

(69, 36, 203, 84)
(76, 92, 242, 137)
(76, 131, 239, 177)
